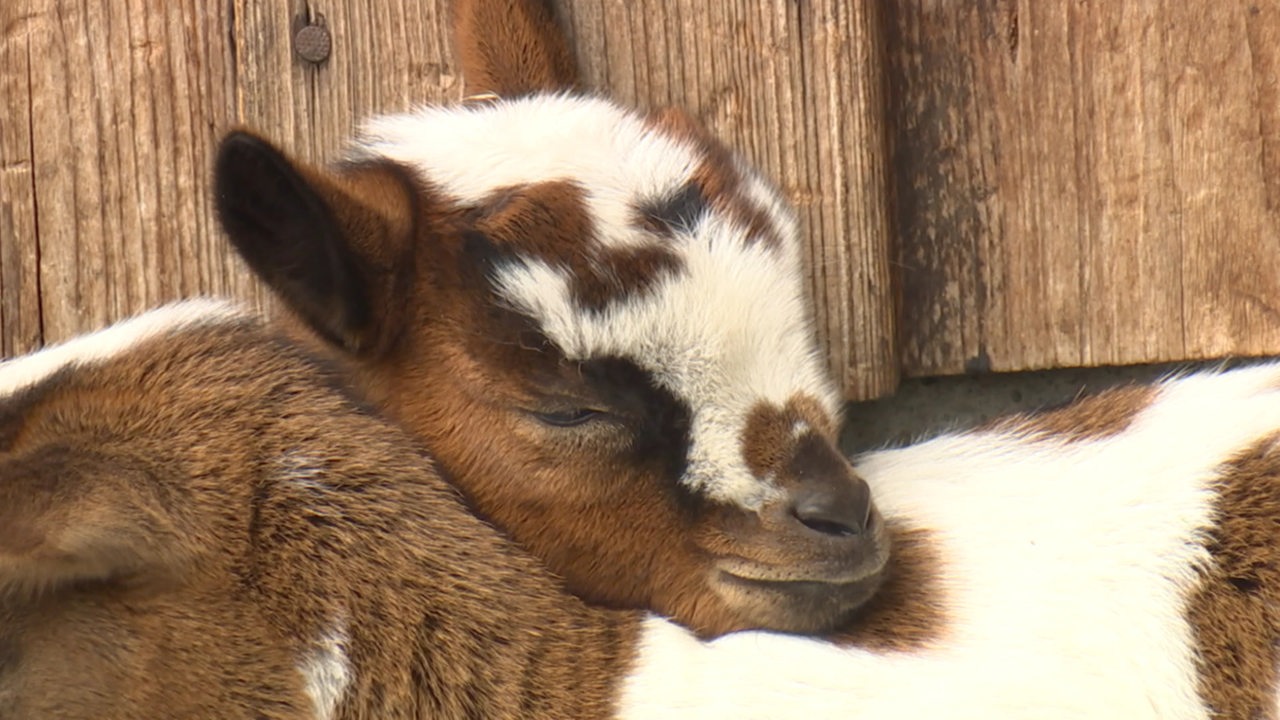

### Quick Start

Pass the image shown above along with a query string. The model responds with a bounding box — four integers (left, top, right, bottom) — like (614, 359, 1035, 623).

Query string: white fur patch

(355, 95, 700, 251)
(616, 362, 1280, 718)
(279, 451, 329, 493)
(353, 95, 839, 510)
(0, 298, 246, 398)
(299, 619, 352, 720)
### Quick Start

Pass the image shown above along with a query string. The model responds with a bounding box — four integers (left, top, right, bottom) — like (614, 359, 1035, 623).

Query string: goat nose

(789, 475, 872, 538)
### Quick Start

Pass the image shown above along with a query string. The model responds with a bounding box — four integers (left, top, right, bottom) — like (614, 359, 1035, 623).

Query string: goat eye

(532, 408, 602, 427)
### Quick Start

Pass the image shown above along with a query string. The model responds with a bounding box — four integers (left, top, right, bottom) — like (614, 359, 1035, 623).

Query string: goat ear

(0, 442, 189, 598)
(452, 0, 580, 97)
(215, 130, 394, 354)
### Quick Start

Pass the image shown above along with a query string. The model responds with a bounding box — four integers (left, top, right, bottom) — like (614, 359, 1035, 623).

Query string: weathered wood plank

(887, 0, 1280, 377)
(13, 0, 267, 346)
(6, 0, 895, 399)
(0, 1, 42, 355)
(232, 0, 462, 166)
(559, 0, 898, 399)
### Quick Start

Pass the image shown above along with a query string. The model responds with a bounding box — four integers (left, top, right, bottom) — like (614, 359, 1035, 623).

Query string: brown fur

(0, 317, 640, 719)
(633, 182, 708, 238)
(1187, 434, 1280, 719)
(742, 394, 839, 480)
(452, 0, 579, 97)
(831, 525, 947, 652)
(983, 384, 1156, 443)
(367, 329, 749, 636)
(475, 180, 685, 311)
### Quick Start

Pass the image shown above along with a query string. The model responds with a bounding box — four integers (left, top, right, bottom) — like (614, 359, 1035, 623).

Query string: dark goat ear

(215, 131, 386, 354)
(452, 0, 580, 97)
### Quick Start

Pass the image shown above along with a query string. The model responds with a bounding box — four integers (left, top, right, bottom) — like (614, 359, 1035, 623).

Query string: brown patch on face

(647, 106, 785, 248)
(831, 523, 947, 652)
(474, 180, 684, 311)
(742, 394, 838, 479)
(1187, 434, 1280, 718)
(983, 384, 1156, 443)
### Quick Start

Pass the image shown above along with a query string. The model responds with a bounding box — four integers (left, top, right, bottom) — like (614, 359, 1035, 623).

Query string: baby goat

(5, 302, 1280, 718)
(215, 0, 886, 638)
(623, 365, 1280, 718)
(0, 301, 636, 719)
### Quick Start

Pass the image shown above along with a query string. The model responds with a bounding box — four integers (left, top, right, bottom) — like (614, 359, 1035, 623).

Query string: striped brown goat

(0, 300, 640, 719)
(215, 0, 886, 638)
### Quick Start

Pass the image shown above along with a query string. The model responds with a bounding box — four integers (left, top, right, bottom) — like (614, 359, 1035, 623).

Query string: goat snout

(788, 473, 873, 538)
(783, 433, 874, 539)
(704, 433, 888, 633)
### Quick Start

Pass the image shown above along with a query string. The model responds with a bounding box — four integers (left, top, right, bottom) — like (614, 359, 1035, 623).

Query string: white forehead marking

(0, 298, 245, 399)
(355, 94, 700, 250)
(495, 217, 839, 510)
(299, 618, 352, 720)
(791, 420, 811, 440)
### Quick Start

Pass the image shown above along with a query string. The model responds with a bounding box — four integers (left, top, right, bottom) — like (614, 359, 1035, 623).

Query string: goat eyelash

(530, 407, 605, 427)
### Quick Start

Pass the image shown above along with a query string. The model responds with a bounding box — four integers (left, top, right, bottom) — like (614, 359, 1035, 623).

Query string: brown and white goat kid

(7, 302, 1280, 719)
(215, 0, 886, 637)
(0, 300, 640, 719)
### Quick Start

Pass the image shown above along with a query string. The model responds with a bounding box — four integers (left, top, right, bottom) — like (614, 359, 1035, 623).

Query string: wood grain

(0, 1, 42, 356)
(7, 0, 269, 347)
(3, 0, 895, 399)
(232, 0, 461, 164)
(887, 0, 1280, 377)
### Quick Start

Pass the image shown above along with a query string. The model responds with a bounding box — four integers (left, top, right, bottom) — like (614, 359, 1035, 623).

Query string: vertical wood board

(886, 0, 1280, 376)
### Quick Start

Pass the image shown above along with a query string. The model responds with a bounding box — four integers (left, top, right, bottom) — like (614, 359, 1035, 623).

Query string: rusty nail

(294, 23, 331, 64)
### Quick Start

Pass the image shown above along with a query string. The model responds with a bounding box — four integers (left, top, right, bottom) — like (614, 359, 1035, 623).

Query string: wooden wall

(0, 0, 895, 399)
(886, 1, 1280, 378)
(3, 1, 1278, 401)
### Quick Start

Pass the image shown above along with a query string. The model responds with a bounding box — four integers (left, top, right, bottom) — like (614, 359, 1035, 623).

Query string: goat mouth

(718, 568, 879, 588)
(715, 541, 889, 587)
(716, 571, 883, 603)
(712, 563, 886, 633)
(708, 522, 891, 631)
(711, 513, 891, 587)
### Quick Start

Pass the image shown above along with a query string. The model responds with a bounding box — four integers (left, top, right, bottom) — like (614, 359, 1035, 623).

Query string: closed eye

(531, 408, 604, 427)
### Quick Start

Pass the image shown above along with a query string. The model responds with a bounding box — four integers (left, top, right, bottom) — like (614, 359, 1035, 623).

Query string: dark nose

(786, 435, 873, 537)
(790, 476, 872, 537)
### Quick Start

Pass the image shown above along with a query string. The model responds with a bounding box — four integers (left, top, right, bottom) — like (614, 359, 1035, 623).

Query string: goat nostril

(788, 478, 871, 538)
(788, 491, 870, 538)
(792, 510, 858, 537)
